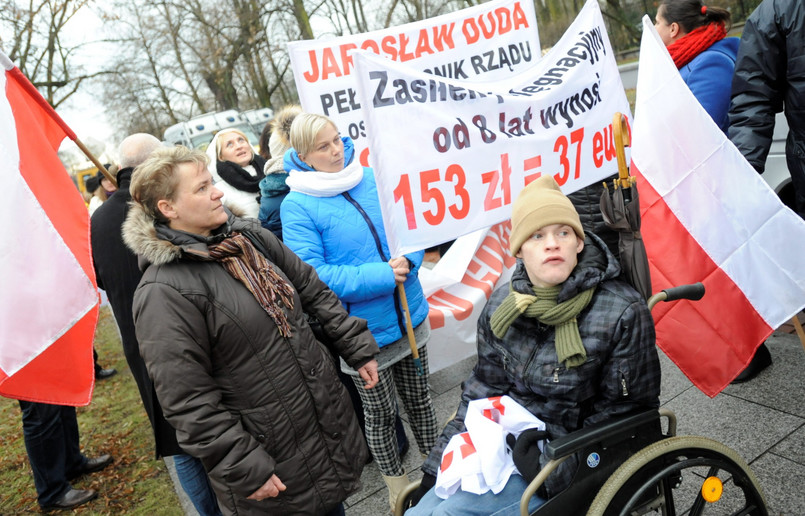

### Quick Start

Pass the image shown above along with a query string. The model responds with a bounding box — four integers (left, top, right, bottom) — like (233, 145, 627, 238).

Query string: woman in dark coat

(123, 145, 379, 516)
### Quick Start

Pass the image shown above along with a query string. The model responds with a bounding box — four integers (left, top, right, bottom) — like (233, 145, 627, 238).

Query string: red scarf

(667, 22, 726, 69)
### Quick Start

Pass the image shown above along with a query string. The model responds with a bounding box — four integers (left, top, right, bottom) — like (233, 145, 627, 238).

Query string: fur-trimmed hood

(122, 201, 249, 268)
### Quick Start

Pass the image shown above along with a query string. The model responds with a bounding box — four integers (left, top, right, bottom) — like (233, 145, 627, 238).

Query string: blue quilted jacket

(280, 166, 428, 347)
(679, 37, 739, 133)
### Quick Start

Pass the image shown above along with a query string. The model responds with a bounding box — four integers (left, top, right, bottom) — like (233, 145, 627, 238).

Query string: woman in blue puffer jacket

(654, 0, 738, 133)
(280, 113, 438, 511)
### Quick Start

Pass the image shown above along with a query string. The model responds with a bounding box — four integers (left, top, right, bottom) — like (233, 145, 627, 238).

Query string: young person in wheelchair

(406, 176, 662, 515)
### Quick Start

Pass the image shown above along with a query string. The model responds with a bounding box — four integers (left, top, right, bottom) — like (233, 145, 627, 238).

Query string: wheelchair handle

(647, 282, 705, 311)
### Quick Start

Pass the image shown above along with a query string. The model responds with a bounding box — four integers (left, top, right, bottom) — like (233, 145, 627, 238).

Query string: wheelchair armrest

(544, 409, 660, 460)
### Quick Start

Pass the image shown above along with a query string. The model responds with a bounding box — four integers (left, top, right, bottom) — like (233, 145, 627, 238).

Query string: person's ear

(157, 199, 177, 221)
(669, 21, 681, 40)
(515, 249, 522, 258)
(576, 236, 585, 254)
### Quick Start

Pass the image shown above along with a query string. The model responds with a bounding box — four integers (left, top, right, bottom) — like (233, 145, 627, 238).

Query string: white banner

(288, 0, 540, 167)
(353, 0, 631, 257)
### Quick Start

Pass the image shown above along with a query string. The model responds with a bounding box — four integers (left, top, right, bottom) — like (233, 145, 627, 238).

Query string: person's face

(654, 7, 681, 46)
(100, 176, 116, 192)
(517, 224, 584, 288)
(158, 162, 228, 237)
(299, 123, 344, 173)
(219, 132, 253, 167)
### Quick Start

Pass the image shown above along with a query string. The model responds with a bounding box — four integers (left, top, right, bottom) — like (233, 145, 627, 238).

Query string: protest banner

(353, 0, 631, 257)
(288, 0, 540, 167)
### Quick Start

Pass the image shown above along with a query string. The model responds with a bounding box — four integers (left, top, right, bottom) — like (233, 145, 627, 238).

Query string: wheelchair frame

(395, 283, 769, 516)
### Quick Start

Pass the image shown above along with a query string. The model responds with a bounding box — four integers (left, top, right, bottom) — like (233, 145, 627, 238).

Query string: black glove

(406, 472, 436, 508)
(507, 428, 550, 482)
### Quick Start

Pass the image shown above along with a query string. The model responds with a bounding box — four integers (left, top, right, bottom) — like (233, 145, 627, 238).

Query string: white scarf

(286, 160, 364, 197)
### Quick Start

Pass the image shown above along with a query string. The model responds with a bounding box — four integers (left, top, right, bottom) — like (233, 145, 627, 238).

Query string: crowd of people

(15, 0, 802, 514)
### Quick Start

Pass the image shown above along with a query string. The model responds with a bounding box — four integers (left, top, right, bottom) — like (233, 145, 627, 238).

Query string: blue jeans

(172, 454, 222, 516)
(18, 401, 87, 507)
(405, 475, 546, 516)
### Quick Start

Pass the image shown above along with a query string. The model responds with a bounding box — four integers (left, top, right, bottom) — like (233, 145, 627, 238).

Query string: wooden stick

(73, 137, 115, 187)
(790, 315, 805, 352)
(397, 281, 423, 376)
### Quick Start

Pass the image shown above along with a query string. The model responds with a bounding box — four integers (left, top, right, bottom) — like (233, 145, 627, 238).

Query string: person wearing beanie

(407, 176, 661, 515)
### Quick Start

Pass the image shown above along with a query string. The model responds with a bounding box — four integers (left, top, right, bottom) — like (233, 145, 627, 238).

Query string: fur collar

(122, 202, 251, 267)
(122, 203, 183, 267)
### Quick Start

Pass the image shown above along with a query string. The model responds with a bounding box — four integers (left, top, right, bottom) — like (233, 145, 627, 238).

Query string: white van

(242, 107, 275, 136)
(163, 110, 260, 151)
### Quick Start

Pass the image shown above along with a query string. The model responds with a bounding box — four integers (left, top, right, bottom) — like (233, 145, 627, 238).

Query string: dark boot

(731, 343, 772, 384)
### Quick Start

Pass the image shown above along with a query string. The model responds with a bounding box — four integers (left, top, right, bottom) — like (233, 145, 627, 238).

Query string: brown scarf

(207, 233, 295, 337)
(667, 22, 726, 69)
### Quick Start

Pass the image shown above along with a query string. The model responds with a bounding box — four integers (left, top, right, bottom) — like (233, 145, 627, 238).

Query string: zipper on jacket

(342, 192, 407, 336)
(621, 373, 629, 397)
(552, 367, 561, 383)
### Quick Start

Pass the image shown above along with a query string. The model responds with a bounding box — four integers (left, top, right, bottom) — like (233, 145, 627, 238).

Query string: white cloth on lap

(435, 395, 546, 499)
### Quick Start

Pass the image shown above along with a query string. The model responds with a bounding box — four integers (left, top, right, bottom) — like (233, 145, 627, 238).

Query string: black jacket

(569, 179, 620, 258)
(421, 233, 660, 497)
(90, 167, 183, 457)
(729, 0, 805, 216)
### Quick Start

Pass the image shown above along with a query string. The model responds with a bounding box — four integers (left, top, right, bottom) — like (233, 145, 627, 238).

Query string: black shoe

(731, 343, 772, 384)
(41, 488, 97, 511)
(95, 368, 118, 380)
(67, 454, 114, 481)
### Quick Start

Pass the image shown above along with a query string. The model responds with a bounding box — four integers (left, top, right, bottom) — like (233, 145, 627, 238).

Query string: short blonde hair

(289, 113, 338, 158)
(130, 146, 209, 223)
(214, 128, 252, 161)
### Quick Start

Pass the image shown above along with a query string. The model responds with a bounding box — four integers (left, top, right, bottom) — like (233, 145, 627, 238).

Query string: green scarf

(490, 283, 595, 368)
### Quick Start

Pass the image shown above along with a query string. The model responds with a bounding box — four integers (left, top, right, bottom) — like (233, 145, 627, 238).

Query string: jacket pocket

(238, 407, 276, 454)
(540, 356, 600, 400)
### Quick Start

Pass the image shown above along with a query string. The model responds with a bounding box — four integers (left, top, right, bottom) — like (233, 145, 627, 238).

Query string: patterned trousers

(351, 346, 439, 476)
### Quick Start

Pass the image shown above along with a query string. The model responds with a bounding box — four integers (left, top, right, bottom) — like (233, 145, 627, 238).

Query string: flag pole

(0, 53, 115, 187)
(397, 282, 424, 376)
(789, 316, 805, 352)
(72, 137, 115, 187)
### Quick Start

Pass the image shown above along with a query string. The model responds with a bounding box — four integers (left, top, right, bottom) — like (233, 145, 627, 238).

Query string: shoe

(95, 368, 118, 380)
(67, 454, 114, 481)
(41, 488, 97, 511)
(731, 343, 772, 384)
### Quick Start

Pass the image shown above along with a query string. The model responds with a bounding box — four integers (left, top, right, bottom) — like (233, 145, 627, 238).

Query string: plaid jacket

(422, 233, 661, 497)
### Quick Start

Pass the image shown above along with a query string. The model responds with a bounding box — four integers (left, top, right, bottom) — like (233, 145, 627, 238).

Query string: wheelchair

(394, 283, 768, 516)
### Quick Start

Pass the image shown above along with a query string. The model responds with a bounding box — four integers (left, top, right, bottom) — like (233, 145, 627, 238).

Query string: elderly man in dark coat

(90, 134, 221, 515)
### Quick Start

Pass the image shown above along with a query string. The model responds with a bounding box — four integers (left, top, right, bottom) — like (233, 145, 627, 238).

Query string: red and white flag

(631, 17, 805, 397)
(0, 51, 98, 405)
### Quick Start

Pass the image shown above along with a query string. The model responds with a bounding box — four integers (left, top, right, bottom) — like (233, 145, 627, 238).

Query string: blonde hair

(214, 128, 252, 162)
(289, 113, 338, 158)
(130, 146, 209, 223)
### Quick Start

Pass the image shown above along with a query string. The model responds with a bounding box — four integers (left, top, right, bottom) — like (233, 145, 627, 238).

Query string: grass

(0, 306, 184, 515)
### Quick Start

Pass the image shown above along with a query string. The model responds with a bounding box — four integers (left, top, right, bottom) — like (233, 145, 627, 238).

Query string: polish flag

(630, 17, 805, 397)
(0, 51, 98, 405)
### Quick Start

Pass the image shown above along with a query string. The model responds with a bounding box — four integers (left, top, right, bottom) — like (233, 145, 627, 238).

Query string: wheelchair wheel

(394, 479, 421, 516)
(587, 435, 767, 516)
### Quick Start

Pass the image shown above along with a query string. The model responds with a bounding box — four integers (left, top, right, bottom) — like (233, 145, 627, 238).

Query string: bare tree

(0, 0, 107, 108)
